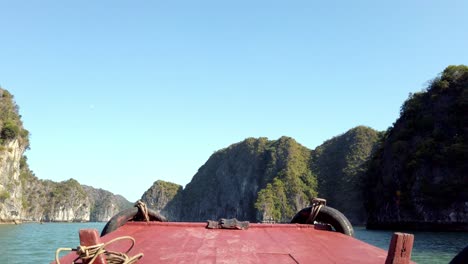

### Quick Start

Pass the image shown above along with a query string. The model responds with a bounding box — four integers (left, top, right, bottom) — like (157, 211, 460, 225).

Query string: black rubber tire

(290, 205, 354, 237)
(450, 245, 468, 264)
(101, 207, 167, 236)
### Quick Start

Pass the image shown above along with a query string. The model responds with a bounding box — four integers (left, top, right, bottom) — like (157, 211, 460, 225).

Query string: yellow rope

(55, 236, 144, 264)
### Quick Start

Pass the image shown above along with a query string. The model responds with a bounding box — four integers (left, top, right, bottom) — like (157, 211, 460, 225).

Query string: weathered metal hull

(54, 222, 407, 263)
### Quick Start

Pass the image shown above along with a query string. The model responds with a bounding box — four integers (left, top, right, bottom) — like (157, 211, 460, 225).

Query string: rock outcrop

(142, 137, 317, 223)
(312, 126, 380, 224)
(83, 186, 132, 221)
(19, 163, 132, 222)
(0, 139, 26, 223)
(141, 66, 467, 232)
(143, 132, 382, 224)
(19, 161, 133, 222)
(0, 89, 29, 223)
(141, 180, 182, 213)
(365, 65, 468, 230)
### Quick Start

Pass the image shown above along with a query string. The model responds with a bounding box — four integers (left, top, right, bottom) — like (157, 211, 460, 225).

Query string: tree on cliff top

(0, 88, 29, 147)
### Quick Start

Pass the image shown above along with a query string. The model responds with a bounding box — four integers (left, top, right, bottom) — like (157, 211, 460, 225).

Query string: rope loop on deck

(55, 236, 144, 264)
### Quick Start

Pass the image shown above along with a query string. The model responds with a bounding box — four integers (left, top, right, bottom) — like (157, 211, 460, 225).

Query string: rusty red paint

(385, 232, 414, 264)
(55, 222, 415, 263)
(79, 229, 107, 264)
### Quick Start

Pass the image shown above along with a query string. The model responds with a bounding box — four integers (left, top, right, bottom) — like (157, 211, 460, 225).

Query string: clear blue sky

(1, 0, 467, 202)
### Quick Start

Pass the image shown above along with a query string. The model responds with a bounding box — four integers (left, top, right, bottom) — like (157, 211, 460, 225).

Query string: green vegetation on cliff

(152, 180, 182, 202)
(20, 157, 132, 221)
(150, 137, 317, 222)
(19, 156, 132, 221)
(141, 180, 182, 211)
(365, 65, 468, 229)
(0, 88, 30, 222)
(20, 158, 90, 221)
(0, 190, 10, 201)
(0, 89, 29, 147)
(312, 126, 381, 224)
(83, 185, 133, 221)
(144, 133, 383, 224)
(254, 137, 316, 222)
(0, 87, 131, 222)
(142, 66, 467, 231)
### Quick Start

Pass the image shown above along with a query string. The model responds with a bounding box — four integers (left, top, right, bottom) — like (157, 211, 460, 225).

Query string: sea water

(0, 222, 105, 264)
(0, 223, 466, 263)
(354, 227, 467, 263)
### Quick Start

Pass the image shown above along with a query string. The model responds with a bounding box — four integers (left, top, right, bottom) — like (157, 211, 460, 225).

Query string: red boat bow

(53, 221, 414, 263)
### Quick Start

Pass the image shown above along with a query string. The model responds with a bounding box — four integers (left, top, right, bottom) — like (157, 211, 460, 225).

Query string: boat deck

(55, 222, 398, 263)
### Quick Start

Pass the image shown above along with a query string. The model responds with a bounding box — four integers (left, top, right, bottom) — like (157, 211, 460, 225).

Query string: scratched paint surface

(56, 222, 392, 263)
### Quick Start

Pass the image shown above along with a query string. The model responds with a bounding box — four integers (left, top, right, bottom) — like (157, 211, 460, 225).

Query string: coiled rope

(55, 236, 143, 264)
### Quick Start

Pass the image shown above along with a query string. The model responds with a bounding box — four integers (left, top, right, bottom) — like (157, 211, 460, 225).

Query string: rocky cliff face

(0, 88, 132, 223)
(143, 133, 381, 224)
(365, 65, 468, 230)
(0, 89, 29, 223)
(19, 168, 132, 222)
(0, 139, 26, 223)
(20, 177, 91, 222)
(143, 137, 317, 223)
(139, 66, 466, 231)
(20, 170, 132, 222)
(83, 186, 133, 222)
(312, 126, 380, 224)
(141, 180, 182, 213)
